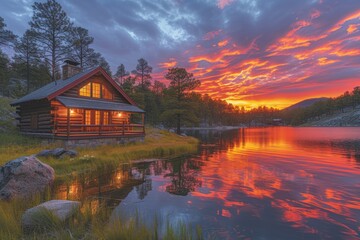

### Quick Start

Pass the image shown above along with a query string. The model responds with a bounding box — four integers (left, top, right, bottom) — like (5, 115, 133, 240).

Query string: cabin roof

(11, 66, 136, 106)
(11, 67, 97, 105)
(56, 96, 145, 113)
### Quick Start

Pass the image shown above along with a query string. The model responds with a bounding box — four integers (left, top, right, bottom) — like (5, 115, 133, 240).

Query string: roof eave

(11, 98, 45, 106)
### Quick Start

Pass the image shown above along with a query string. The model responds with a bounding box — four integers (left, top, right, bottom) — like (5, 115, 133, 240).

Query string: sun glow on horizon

(155, 7, 360, 109)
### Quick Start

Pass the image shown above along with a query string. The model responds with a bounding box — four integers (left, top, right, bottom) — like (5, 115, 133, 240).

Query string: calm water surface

(55, 127, 360, 239)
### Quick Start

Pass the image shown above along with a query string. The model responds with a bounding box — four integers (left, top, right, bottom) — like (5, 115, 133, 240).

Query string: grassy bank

(0, 193, 203, 240)
(0, 128, 200, 239)
(0, 95, 201, 239)
(0, 127, 199, 178)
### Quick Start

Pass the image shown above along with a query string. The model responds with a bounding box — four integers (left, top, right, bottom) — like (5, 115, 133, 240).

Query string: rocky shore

(305, 107, 360, 127)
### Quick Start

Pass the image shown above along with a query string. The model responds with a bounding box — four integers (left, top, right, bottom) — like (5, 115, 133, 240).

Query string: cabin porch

(54, 108, 145, 138)
(52, 96, 145, 139)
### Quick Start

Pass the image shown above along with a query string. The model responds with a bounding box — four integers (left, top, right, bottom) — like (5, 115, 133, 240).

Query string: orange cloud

(158, 58, 177, 69)
(153, 5, 360, 110)
(329, 9, 360, 33)
(347, 24, 358, 34)
(317, 57, 338, 66)
(217, 39, 229, 47)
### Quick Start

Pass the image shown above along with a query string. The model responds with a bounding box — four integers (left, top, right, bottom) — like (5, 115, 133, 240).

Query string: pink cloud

(217, 0, 234, 9)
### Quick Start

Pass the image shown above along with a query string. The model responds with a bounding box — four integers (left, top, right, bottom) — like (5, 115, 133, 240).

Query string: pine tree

(0, 17, 16, 47)
(114, 64, 129, 85)
(14, 30, 40, 93)
(132, 58, 152, 90)
(29, 0, 72, 81)
(162, 67, 201, 134)
(68, 26, 96, 68)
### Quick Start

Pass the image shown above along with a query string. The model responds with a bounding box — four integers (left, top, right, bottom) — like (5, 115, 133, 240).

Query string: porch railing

(54, 123, 145, 138)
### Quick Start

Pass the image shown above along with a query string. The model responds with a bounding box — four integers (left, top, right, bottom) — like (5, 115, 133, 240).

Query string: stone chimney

(62, 60, 81, 79)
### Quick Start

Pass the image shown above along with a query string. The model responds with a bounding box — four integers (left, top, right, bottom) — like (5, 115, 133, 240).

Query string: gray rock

(0, 156, 55, 200)
(61, 150, 78, 158)
(22, 200, 80, 232)
(37, 148, 78, 159)
(51, 148, 66, 158)
(36, 150, 53, 157)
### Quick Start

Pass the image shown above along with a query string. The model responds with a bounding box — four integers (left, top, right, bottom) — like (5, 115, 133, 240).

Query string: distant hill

(305, 105, 360, 126)
(284, 97, 329, 111)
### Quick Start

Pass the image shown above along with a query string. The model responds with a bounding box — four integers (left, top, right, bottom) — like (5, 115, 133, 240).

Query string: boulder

(36, 148, 78, 158)
(60, 149, 78, 158)
(0, 156, 55, 200)
(36, 150, 53, 157)
(22, 200, 80, 232)
(51, 148, 66, 158)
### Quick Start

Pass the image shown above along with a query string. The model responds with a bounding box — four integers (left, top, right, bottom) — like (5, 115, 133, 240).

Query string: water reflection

(55, 127, 360, 239)
(53, 164, 146, 208)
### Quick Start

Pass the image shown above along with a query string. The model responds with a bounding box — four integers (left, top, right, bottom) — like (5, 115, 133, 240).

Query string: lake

(54, 127, 360, 239)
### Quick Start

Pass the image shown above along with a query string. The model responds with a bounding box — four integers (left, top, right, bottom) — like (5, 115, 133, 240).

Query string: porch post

(67, 108, 70, 138)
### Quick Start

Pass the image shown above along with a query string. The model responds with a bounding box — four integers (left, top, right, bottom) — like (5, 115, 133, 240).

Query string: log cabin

(11, 61, 145, 140)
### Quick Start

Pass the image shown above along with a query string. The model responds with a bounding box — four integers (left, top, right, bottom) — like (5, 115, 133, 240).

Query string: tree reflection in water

(52, 127, 360, 239)
(165, 158, 202, 196)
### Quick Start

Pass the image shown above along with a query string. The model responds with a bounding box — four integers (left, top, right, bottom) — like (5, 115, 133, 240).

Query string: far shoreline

(181, 126, 245, 130)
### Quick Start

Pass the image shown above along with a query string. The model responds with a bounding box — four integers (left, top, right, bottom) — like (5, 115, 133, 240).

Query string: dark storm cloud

(0, 0, 360, 108)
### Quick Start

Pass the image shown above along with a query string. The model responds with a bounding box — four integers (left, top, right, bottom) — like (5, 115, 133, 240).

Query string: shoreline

(182, 125, 246, 130)
(0, 127, 199, 178)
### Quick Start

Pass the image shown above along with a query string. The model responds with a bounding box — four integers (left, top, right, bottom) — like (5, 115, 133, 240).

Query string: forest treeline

(0, 0, 248, 131)
(281, 87, 360, 125)
(0, 0, 112, 97)
(1, 0, 359, 130)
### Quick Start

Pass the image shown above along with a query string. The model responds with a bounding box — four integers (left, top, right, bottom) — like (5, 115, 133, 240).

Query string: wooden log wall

(111, 112, 130, 125)
(51, 100, 83, 133)
(17, 100, 52, 133)
(61, 76, 128, 103)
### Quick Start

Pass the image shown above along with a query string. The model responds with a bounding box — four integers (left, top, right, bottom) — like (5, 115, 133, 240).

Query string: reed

(0, 196, 203, 239)
(0, 127, 201, 239)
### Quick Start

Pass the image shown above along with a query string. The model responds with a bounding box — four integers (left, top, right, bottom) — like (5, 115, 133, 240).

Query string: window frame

(79, 82, 113, 100)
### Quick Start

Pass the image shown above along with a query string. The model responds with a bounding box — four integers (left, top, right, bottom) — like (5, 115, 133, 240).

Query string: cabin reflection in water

(53, 165, 147, 211)
(53, 158, 204, 211)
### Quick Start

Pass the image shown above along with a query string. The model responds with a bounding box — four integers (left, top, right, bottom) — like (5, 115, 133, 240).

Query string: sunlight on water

(54, 127, 360, 239)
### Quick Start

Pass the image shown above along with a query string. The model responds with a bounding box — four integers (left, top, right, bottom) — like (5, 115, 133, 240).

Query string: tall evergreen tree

(0, 51, 10, 95)
(29, 0, 72, 81)
(68, 26, 96, 68)
(0, 17, 16, 47)
(114, 64, 129, 84)
(98, 56, 112, 76)
(0, 17, 16, 95)
(132, 58, 152, 90)
(162, 67, 201, 134)
(14, 30, 40, 93)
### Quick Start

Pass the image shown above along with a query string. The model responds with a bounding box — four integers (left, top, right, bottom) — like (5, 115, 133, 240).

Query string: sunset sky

(1, 0, 360, 109)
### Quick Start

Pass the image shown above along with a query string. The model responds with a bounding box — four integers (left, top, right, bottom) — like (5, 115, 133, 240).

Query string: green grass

(0, 127, 199, 179)
(0, 195, 203, 240)
(0, 96, 201, 239)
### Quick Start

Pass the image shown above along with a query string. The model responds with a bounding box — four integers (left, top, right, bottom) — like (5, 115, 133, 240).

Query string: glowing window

(102, 85, 112, 99)
(85, 110, 91, 125)
(95, 110, 100, 125)
(92, 83, 101, 98)
(103, 112, 109, 125)
(79, 83, 91, 97)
